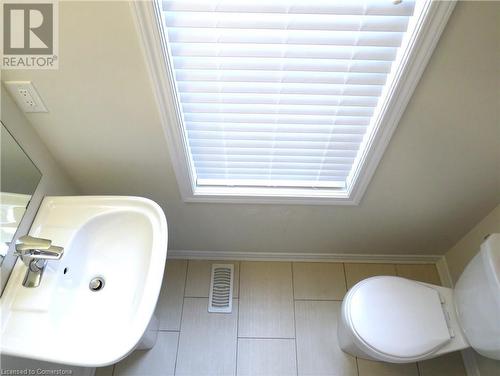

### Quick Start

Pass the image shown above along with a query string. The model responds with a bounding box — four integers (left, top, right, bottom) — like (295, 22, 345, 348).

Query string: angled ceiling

(2, 1, 499, 255)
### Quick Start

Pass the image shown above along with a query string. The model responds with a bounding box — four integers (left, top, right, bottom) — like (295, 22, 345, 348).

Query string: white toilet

(338, 233, 500, 363)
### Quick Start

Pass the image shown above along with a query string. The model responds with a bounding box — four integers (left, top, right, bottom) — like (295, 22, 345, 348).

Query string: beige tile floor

(96, 260, 467, 376)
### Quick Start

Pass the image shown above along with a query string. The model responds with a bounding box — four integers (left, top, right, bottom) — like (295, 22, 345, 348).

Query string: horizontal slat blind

(159, 0, 415, 188)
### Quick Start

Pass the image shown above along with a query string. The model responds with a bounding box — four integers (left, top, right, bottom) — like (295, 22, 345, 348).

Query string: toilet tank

(454, 233, 500, 360)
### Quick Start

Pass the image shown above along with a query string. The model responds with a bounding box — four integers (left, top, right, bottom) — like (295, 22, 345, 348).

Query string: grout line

(237, 336, 296, 340)
(182, 296, 211, 300)
(342, 262, 349, 291)
(235, 261, 241, 376)
(416, 360, 422, 376)
(235, 338, 240, 376)
(395, 263, 402, 277)
(290, 263, 299, 376)
(173, 260, 189, 376)
(344, 263, 360, 376)
(293, 298, 344, 302)
(158, 329, 181, 332)
(111, 365, 115, 376)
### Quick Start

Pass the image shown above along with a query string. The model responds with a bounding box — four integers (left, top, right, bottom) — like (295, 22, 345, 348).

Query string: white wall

(3, 1, 499, 256)
(445, 204, 500, 376)
(0, 86, 90, 376)
(0, 85, 78, 289)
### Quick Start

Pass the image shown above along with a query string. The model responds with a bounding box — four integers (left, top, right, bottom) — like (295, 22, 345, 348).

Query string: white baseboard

(167, 249, 441, 264)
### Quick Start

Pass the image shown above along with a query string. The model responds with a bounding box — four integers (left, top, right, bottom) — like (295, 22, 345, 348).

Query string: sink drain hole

(89, 277, 105, 292)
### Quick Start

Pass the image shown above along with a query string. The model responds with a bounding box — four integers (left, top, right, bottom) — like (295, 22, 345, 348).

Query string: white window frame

(131, 0, 456, 205)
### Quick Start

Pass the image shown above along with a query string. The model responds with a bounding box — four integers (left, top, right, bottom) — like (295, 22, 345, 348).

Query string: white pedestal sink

(0, 196, 168, 367)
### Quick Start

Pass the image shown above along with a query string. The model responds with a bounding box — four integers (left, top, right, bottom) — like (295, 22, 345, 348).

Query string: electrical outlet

(18, 89, 37, 108)
(4, 81, 48, 113)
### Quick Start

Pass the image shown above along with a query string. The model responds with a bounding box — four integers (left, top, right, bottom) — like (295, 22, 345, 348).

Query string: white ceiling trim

(130, 0, 456, 205)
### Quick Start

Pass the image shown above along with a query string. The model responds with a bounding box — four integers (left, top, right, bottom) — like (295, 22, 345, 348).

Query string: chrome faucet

(15, 235, 64, 288)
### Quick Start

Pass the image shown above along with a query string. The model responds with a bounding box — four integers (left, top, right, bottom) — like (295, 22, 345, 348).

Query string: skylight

(139, 0, 455, 203)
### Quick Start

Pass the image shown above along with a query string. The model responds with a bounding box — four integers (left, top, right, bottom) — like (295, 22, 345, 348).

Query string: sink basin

(0, 196, 168, 367)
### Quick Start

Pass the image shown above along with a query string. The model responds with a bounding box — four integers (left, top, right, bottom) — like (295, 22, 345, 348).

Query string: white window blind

(156, 0, 422, 190)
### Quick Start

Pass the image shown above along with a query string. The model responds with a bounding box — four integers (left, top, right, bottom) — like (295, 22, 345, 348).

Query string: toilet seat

(343, 276, 452, 361)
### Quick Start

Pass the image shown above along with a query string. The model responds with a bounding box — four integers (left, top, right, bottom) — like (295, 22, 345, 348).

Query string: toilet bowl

(338, 276, 468, 363)
(338, 234, 500, 363)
